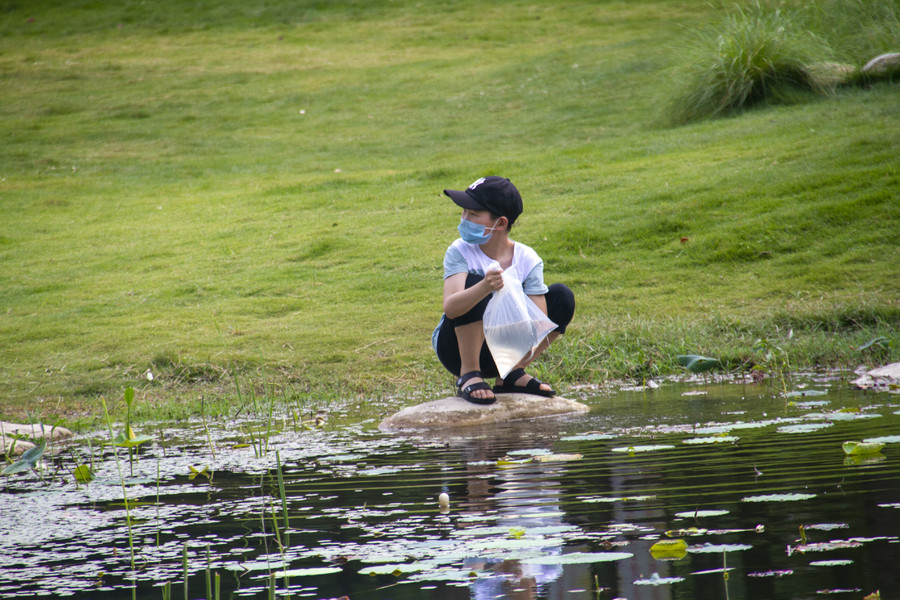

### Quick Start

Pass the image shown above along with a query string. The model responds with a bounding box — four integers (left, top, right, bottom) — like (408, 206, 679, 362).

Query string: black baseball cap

(444, 176, 523, 226)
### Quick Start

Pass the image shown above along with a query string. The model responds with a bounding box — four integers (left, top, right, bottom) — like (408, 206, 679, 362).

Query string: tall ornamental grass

(667, 2, 833, 124)
(802, 0, 900, 67)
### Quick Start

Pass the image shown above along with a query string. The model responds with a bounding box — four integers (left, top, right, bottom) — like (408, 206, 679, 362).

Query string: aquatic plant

(753, 337, 793, 396)
(101, 395, 137, 572)
(1, 438, 46, 477)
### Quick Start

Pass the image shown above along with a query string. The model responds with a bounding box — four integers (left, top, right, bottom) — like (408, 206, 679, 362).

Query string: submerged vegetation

(0, 0, 898, 422)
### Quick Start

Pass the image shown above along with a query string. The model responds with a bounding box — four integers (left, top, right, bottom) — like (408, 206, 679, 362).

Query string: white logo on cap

(468, 177, 486, 190)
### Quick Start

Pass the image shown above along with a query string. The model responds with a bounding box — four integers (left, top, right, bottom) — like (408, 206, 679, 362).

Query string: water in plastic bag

(482, 263, 557, 379)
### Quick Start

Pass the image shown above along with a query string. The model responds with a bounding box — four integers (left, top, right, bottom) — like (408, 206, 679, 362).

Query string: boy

(432, 176, 575, 404)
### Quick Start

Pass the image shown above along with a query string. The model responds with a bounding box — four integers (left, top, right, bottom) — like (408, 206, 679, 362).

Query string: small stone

(861, 53, 900, 76)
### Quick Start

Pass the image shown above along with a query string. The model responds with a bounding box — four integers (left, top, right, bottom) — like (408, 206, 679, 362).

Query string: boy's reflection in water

(451, 433, 569, 600)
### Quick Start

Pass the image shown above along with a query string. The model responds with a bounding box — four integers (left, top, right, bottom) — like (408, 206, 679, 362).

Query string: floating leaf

(788, 540, 863, 555)
(674, 509, 729, 518)
(634, 573, 685, 585)
(810, 559, 853, 566)
(531, 453, 583, 463)
(73, 464, 94, 483)
(358, 563, 427, 576)
(683, 436, 739, 444)
(784, 389, 827, 398)
(687, 543, 752, 554)
(274, 567, 343, 577)
(650, 539, 688, 560)
(611, 444, 675, 453)
(742, 493, 816, 502)
(522, 552, 633, 565)
(842, 441, 885, 456)
(665, 528, 706, 538)
(677, 354, 720, 373)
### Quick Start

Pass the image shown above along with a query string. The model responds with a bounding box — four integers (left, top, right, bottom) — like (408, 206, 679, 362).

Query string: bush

(667, 2, 833, 124)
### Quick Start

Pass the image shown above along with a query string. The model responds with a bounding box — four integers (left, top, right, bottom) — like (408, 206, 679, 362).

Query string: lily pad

(674, 509, 730, 518)
(358, 563, 429, 576)
(650, 539, 688, 560)
(634, 573, 685, 585)
(611, 444, 675, 453)
(742, 493, 816, 502)
(778, 423, 832, 434)
(683, 436, 739, 444)
(275, 567, 343, 577)
(73, 464, 95, 483)
(842, 441, 885, 456)
(521, 552, 633, 565)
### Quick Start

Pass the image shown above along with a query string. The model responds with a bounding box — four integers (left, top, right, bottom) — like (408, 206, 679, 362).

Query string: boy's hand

(483, 268, 504, 292)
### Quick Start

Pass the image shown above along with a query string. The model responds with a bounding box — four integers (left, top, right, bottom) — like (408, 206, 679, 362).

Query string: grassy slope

(0, 0, 897, 420)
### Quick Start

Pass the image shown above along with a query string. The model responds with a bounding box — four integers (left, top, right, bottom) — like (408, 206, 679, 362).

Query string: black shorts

(434, 273, 575, 378)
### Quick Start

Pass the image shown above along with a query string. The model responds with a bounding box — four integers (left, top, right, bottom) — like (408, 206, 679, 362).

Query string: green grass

(1, 0, 898, 422)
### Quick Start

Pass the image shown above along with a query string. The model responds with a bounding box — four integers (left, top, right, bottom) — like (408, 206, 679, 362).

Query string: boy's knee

(547, 283, 575, 333)
(451, 272, 490, 326)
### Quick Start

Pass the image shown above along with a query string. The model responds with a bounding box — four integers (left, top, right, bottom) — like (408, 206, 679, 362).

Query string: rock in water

(852, 362, 900, 393)
(378, 393, 590, 431)
(0, 421, 74, 456)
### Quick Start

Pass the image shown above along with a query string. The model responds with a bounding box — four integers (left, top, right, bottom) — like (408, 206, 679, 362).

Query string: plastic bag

(482, 262, 558, 379)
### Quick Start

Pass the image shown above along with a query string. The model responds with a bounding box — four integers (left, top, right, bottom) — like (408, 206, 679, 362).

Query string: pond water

(2, 376, 899, 600)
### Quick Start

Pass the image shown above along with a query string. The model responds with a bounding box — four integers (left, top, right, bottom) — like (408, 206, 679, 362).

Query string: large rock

(861, 53, 900, 77)
(379, 393, 590, 432)
(1, 421, 74, 456)
(852, 363, 900, 393)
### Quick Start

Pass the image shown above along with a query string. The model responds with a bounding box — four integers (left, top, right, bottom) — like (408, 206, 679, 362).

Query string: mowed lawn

(0, 0, 898, 419)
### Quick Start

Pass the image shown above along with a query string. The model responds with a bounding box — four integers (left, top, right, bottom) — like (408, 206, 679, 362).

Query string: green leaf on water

(274, 567, 343, 577)
(73, 464, 95, 483)
(521, 552, 634, 565)
(677, 354, 720, 373)
(650, 539, 689, 560)
(842, 441, 885, 456)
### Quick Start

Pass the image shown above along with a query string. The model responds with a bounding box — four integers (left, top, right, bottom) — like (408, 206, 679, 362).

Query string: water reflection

(0, 378, 899, 599)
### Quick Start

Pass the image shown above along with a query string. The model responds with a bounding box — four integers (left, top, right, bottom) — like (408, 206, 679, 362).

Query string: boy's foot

(457, 371, 496, 405)
(493, 368, 555, 397)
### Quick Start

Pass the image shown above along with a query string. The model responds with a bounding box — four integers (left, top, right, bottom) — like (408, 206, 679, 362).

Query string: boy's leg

(453, 322, 494, 401)
(434, 273, 499, 400)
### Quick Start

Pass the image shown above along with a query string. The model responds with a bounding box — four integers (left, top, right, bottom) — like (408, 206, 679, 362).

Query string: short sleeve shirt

(442, 238, 548, 295)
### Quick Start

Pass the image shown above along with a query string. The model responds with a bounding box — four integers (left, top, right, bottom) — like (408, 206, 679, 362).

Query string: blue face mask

(458, 217, 499, 245)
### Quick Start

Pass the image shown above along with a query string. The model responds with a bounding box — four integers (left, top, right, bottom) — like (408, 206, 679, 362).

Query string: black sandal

(493, 368, 556, 397)
(457, 371, 496, 405)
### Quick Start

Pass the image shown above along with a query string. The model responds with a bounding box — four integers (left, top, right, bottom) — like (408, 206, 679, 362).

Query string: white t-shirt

(433, 239, 548, 352)
(442, 238, 548, 295)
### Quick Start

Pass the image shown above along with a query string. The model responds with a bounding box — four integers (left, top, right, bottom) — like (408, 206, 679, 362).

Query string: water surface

(2, 376, 898, 599)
